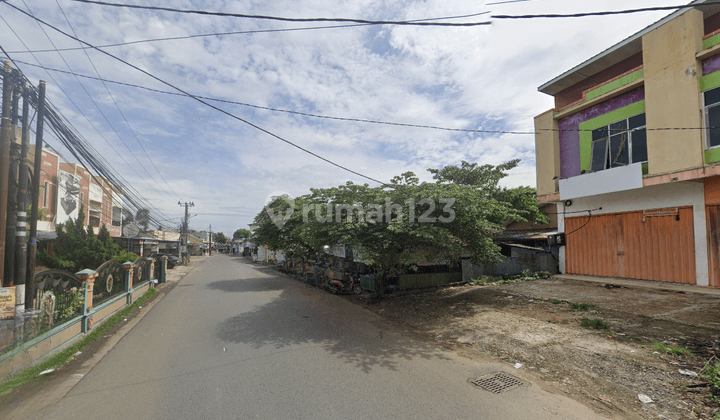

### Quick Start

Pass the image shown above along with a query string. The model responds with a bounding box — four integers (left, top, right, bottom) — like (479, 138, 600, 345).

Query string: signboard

(0, 287, 15, 319)
(89, 183, 102, 202)
(643, 208, 679, 217)
(57, 170, 80, 224)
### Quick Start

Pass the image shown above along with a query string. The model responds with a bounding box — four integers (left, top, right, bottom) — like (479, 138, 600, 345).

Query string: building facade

(535, 1, 720, 287)
(28, 146, 123, 238)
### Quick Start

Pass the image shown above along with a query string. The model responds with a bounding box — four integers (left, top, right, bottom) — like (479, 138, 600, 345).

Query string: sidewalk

(165, 255, 211, 282)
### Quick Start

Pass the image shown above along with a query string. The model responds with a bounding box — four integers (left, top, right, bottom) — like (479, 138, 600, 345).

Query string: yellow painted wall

(643, 9, 705, 175)
(534, 110, 560, 197)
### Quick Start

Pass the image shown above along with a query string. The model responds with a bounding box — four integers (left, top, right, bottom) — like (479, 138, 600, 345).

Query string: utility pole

(0, 62, 14, 286)
(208, 224, 212, 256)
(26, 80, 46, 305)
(178, 201, 193, 265)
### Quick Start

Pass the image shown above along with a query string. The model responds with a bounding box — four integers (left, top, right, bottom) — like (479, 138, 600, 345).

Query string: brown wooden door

(565, 208, 696, 284)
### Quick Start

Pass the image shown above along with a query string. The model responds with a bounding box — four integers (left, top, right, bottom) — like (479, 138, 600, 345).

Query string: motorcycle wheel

(352, 285, 362, 295)
(328, 284, 339, 294)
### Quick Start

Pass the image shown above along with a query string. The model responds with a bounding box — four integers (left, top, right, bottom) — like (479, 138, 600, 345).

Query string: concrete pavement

(10, 255, 602, 419)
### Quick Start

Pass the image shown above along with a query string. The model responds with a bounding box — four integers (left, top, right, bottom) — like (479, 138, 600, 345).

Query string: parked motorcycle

(327, 271, 363, 295)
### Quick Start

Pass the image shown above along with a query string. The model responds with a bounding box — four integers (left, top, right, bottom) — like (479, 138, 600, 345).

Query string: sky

(0, 0, 689, 237)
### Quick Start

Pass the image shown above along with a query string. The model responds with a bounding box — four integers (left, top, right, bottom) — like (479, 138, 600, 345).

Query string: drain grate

(470, 372, 528, 394)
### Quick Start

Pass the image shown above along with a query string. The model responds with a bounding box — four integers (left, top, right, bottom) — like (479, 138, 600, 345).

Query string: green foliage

(112, 252, 140, 264)
(252, 160, 545, 293)
(38, 206, 122, 273)
(652, 341, 692, 356)
(214, 232, 228, 244)
(580, 318, 609, 329)
(55, 286, 85, 321)
(702, 361, 720, 395)
(551, 299, 562, 304)
(233, 228, 251, 241)
(570, 302, 596, 311)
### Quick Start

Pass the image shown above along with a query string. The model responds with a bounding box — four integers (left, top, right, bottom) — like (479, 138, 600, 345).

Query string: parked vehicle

(151, 253, 180, 269)
(327, 271, 363, 295)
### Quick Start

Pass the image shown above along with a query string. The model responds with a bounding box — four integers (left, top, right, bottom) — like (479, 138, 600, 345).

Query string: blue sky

(0, 0, 685, 236)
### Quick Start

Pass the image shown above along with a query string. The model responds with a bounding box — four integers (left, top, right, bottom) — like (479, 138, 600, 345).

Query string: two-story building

(535, 0, 720, 287)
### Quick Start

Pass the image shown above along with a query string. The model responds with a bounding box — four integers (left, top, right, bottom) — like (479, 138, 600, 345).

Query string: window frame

(704, 87, 720, 150)
(589, 113, 647, 173)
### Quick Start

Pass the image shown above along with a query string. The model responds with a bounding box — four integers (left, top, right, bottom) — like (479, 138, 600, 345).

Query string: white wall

(557, 181, 708, 286)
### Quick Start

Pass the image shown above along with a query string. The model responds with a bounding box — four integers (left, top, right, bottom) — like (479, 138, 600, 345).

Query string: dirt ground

(347, 277, 720, 420)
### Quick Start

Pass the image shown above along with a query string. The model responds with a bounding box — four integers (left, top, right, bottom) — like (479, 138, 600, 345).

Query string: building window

(106, 202, 109, 218)
(80, 192, 84, 208)
(43, 181, 48, 208)
(705, 87, 720, 148)
(590, 113, 647, 172)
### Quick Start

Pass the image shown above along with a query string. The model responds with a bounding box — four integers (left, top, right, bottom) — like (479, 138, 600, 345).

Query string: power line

(53, 0, 181, 201)
(3, 11, 491, 55)
(71, 1, 491, 26)
(5, 4, 179, 205)
(8, 58, 720, 136)
(492, 1, 720, 19)
(20, 1, 178, 204)
(0, 40, 172, 226)
(487, 0, 536, 5)
(71, 0, 720, 21)
(5, 2, 389, 186)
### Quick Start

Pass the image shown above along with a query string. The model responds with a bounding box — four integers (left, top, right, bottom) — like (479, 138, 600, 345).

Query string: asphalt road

(22, 255, 601, 420)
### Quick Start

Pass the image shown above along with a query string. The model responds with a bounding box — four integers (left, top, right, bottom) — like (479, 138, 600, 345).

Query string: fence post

(76, 269, 97, 333)
(147, 257, 155, 288)
(159, 256, 167, 283)
(123, 262, 133, 305)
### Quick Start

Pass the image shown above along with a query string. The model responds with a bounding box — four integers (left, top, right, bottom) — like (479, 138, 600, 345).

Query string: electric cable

(4, 11, 491, 55)
(70, 1, 491, 27)
(54, 0, 181, 201)
(7, 58, 720, 136)
(0, 47, 172, 226)
(16, 0, 179, 204)
(4, 2, 389, 186)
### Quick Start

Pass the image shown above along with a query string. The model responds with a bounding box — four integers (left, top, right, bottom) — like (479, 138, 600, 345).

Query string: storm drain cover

(470, 372, 528, 394)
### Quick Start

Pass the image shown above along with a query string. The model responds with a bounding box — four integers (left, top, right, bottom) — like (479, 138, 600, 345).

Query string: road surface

(14, 255, 601, 419)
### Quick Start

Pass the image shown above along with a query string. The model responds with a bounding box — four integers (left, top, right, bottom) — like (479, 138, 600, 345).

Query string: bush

(38, 206, 122, 273)
(112, 252, 140, 264)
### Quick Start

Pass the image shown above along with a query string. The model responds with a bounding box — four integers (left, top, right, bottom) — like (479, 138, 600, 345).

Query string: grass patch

(652, 341, 692, 356)
(470, 270, 550, 286)
(637, 313, 651, 318)
(570, 302, 596, 311)
(0, 287, 158, 396)
(551, 299, 562, 304)
(580, 318, 609, 329)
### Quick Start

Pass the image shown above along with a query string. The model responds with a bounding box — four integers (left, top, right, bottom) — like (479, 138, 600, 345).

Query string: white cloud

(0, 0, 687, 234)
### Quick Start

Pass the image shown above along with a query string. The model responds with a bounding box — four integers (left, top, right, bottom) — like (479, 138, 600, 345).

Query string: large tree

(135, 208, 150, 231)
(252, 160, 545, 292)
(214, 232, 228, 244)
(233, 228, 252, 241)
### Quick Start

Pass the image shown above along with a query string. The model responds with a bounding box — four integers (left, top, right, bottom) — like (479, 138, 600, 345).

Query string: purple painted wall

(704, 55, 720, 76)
(558, 89, 645, 178)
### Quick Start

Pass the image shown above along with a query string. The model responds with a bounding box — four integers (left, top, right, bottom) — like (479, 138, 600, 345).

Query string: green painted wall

(585, 68, 644, 101)
(577, 101, 646, 172)
(398, 272, 462, 290)
(706, 147, 720, 164)
(700, 70, 720, 92)
(704, 33, 720, 50)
